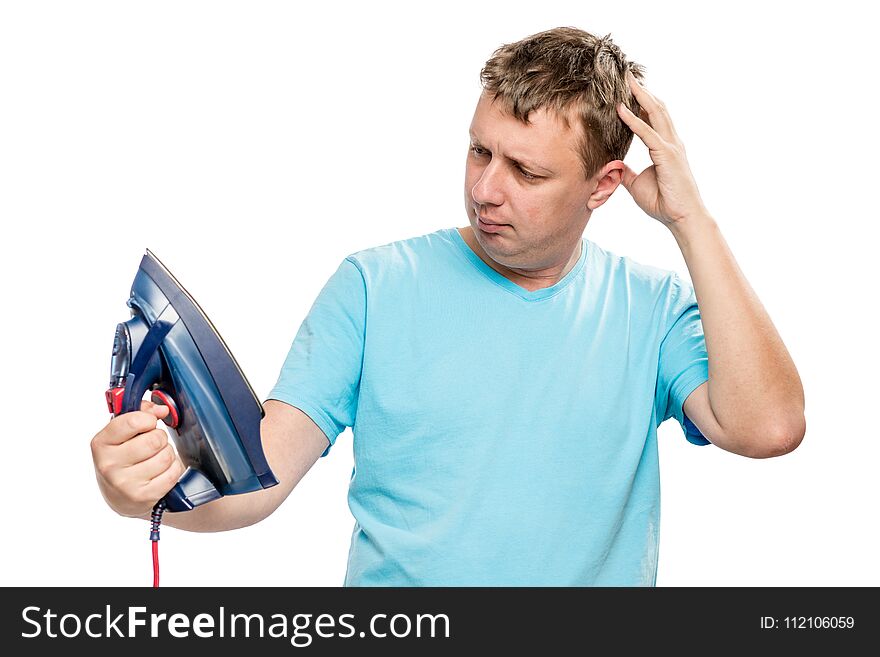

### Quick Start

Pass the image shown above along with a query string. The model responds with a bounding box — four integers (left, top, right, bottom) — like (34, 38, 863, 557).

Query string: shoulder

(345, 228, 457, 283)
(585, 240, 696, 334)
(586, 239, 685, 297)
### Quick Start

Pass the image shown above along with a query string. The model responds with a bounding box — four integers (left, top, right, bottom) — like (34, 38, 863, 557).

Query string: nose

(471, 159, 505, 207)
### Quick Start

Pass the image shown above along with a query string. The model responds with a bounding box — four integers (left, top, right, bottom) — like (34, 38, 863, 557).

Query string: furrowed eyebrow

(469, 132, 554, 175)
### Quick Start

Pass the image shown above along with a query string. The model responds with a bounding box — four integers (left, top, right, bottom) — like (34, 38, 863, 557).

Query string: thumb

(140, 399, 171, 418)
(620, 162, 639, 193)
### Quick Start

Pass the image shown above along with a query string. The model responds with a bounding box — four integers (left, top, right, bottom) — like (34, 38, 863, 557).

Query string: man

(91, 27, 805, 585)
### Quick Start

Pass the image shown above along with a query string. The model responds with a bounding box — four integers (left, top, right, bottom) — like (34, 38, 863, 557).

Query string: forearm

(137, 487, 283, 532)
(670, 213, 805, 443)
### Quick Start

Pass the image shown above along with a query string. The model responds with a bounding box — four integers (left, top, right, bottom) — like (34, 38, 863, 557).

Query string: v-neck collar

(448, 227, 588, 302)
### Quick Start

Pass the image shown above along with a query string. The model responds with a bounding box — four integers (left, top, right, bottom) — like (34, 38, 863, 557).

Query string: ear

(587, 160, 625, 211)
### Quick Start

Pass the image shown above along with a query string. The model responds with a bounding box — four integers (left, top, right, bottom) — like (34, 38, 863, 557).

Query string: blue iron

(106, 249, 278, 512)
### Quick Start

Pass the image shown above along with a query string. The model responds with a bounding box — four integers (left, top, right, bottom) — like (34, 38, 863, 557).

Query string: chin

(476, 232, 520, 264)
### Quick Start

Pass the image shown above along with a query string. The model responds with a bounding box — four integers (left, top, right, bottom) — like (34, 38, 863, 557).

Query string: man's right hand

(90, 400, 186, 518)
(90, 398, 330, 531)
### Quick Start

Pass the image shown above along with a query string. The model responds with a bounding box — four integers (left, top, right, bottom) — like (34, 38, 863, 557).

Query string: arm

(158, 400, 330, 531)
(92, 399, 329, 530)
(674, 218, 805, 457)
(616, 72, 805, 457)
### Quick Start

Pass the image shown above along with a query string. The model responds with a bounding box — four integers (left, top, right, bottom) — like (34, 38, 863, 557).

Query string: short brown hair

(479, 26, 645, 180)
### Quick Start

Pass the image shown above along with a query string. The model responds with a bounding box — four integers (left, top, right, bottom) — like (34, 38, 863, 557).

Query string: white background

(1, 1, 877, 587)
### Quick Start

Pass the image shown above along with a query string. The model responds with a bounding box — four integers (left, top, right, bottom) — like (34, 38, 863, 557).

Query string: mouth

(478, 217, 509, 233)
(475, 208, 509, 233)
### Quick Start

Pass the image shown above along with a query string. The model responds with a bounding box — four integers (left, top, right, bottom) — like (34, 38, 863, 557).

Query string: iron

(105, 249, 278, 512)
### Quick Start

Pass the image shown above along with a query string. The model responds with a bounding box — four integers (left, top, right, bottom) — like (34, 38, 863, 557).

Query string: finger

(136, 451, 187, 502)
(617, 101, 666, 152)
(141, 399, 171, 419)
(114, 427, 171, 467)
(619, 162, 641, 192)
(624, 71, 678, 142)
(127, 442, 182, 483)
(94, 410, 162, 447)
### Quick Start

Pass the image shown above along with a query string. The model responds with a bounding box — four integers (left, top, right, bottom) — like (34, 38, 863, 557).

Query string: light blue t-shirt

(267, 227, 710, 586)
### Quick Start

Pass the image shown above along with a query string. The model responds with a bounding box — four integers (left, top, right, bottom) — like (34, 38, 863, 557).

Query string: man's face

(464, 91, 616, 273)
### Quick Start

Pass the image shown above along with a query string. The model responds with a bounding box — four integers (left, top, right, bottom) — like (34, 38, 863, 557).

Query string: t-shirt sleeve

(265, 257, 366, 457)
(654, 273, 711, 446)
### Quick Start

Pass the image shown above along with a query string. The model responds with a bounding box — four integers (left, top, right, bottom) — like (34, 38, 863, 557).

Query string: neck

(458, 226, 582, 292)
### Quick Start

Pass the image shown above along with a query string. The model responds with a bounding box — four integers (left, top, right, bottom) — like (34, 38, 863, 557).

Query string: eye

(470, 145, 541, 181)
(516, 165, 538, 180)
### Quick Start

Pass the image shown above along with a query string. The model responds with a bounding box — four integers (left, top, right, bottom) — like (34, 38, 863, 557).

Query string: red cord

(152, 540, 160, 587)
(149, 500, 166, 588)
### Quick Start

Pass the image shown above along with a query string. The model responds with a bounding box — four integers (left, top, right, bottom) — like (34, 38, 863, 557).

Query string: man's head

(463, 27, 644, 279)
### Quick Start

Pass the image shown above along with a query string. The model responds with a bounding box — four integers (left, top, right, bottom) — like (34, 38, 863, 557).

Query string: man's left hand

(616, 71, 708, 227)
